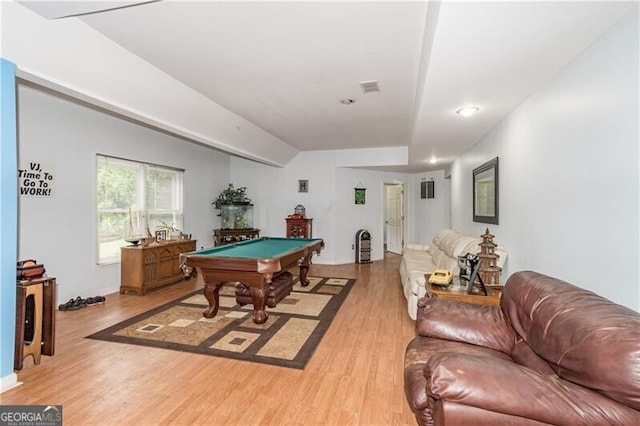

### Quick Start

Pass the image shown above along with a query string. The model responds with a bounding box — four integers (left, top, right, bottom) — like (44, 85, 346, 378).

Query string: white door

(385, 184, 404, 254)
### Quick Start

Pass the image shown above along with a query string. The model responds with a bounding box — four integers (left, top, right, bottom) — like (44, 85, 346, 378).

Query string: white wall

(410, 170, 448, 245)
(230, 154, 339, 260)
(450, 8, 639, 309)
(229, 156, 286, 238)
(334, 167, 406, 264)
(17, 85, 230, 303)
(230, 150, 427, 265)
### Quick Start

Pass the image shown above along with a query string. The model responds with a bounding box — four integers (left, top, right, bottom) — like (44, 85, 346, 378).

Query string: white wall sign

(18, 160, 55, 196)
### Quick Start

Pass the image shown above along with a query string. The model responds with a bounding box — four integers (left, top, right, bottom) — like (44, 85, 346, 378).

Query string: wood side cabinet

(286, 217, 313, 238)
(213, 228, 260, 246)
(120, 239, 196, 295)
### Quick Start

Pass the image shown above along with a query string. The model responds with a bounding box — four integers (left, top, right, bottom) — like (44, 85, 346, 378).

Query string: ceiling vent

(359, 80, 380, 93)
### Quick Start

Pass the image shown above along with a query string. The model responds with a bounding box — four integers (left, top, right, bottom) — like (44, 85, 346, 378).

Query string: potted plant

(212, 184, 254, 229)
(212, 183, 252, 209)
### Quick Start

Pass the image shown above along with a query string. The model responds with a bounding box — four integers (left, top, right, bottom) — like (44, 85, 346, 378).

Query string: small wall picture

(155, 230, 167, 243)
(298, 179, 309, 193)
(355, 187, 366, 204)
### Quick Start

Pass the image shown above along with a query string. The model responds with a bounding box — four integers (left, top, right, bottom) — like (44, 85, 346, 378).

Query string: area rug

(87, 275, 355, 369)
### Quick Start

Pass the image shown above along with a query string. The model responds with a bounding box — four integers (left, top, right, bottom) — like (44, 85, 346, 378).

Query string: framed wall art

(354, 187, 366, 204)
(420, 180, 435, 199)
(473, 157, 499, 225)
(298, 180, 308, 193)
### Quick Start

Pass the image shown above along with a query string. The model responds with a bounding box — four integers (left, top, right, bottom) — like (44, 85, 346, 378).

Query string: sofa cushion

(440, 232, 468, 258)
(511, 339, 557, 377)
(425, 352, 640, 425)
(452, 236, 479, 257)
(403, 249, 431, 271)
(429, 247, 446, 269)
(416, 297, 516, 355)
(433, 401, 552, 426)
(431, 229, 454, 250)
(428, 231, 486, 272)
(406, 243, 428, 251)
(502, 271, 640, 410)
(460, 240, 480, 257)
(436, 256, 458, 274)
(404, 337, 512, 412)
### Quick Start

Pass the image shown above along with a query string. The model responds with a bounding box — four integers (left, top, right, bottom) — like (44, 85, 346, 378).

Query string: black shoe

(58, 298, 82, 311)
(86, 296, 106, 305)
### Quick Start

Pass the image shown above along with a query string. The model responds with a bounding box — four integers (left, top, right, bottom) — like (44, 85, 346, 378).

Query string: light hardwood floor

(3, 253, 417, 426)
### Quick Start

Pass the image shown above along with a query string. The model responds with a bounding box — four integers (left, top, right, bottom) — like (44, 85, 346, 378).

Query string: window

(97, 155, 184, 264)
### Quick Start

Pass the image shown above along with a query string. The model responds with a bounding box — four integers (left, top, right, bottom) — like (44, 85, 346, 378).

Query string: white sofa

(399, 229, 508, 320)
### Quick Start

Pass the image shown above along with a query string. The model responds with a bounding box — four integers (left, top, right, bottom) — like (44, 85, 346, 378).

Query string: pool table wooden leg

(298, 253, 313, 286)
(249, 286, 268, 324)
(202, 281, 224, 318)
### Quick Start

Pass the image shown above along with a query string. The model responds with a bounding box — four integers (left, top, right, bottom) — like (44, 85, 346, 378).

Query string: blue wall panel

(0, 58, 18, 380)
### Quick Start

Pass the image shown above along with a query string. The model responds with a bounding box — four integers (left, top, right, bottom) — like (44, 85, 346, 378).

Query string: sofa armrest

(425, 353, 640, 425)
(416, 297, 516, 354)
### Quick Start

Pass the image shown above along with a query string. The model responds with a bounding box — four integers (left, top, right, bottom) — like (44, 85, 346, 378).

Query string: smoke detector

(359, 80, 380, 93)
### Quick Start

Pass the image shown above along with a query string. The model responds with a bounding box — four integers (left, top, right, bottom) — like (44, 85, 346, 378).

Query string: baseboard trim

(1, 372, 22, 393)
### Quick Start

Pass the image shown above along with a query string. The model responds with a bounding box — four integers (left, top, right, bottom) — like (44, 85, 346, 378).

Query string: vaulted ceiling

(18, 1, 634, 172)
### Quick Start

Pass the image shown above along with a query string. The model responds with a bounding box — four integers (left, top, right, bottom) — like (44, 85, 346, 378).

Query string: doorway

(384, 183, 404, 254)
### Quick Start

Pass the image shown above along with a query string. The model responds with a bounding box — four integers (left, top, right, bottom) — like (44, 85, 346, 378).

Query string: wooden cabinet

(120, 239, 196, 295)
(213, 229, 260, 246)
(286, 217, 313, 238)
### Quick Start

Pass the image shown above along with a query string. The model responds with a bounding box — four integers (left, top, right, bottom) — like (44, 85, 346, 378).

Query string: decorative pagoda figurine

(477, 228, 501, 286)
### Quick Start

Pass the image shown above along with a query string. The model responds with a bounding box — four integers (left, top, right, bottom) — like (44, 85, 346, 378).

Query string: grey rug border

(86, 276, 356, 369)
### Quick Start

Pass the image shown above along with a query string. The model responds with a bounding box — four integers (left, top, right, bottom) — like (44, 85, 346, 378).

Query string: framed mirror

(473, 157, 499, 224)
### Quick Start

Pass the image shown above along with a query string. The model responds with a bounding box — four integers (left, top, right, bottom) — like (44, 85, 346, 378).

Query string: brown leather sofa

(404, 271, 640, 425)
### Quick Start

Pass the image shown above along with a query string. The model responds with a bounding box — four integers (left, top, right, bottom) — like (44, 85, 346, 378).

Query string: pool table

(180, 237, 324, 324)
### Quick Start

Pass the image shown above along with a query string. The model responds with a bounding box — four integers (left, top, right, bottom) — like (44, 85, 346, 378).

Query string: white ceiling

(18, 1, 635, 172)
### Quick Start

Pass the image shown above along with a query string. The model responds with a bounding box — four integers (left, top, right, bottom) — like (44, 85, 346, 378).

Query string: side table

(15, 277, 56, 371)
(285, 217, 313, 238)
(425, 274, 502, 306)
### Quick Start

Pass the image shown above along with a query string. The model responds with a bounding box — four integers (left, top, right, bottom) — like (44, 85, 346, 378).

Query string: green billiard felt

(191, 237, 321, 259)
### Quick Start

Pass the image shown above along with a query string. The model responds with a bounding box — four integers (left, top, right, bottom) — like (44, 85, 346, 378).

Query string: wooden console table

(120, 239, 196, 295)
(425, 274, 502, 306)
